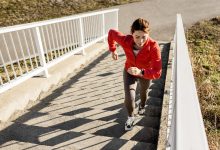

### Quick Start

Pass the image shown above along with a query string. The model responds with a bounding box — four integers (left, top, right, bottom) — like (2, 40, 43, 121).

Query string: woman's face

(132, 30, 149, 49)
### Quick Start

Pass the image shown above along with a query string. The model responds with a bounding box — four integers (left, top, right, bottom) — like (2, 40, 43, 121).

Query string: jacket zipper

(132, 48, 137, 66)
(132, 46, 142, 66)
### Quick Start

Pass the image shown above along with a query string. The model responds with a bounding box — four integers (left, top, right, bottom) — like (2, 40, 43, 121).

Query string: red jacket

(108, 29, 162, 79)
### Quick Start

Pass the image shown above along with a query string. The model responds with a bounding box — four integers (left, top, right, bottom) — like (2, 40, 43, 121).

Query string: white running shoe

(138, 104, 145, 115)
(125, 116, 135, 131)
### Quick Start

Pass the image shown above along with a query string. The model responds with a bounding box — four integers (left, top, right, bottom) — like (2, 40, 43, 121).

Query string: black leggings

(123, 69, 151, 117)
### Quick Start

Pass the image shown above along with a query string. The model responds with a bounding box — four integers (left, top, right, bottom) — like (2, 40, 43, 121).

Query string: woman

(108, 18, 162, 131)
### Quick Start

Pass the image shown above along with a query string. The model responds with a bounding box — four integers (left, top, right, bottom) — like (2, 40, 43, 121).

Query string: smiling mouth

(138, 43, 143, 46)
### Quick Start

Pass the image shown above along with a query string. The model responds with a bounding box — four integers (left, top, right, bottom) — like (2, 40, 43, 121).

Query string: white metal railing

(0, 9, 118, 94)
(166, 14, 209, 150)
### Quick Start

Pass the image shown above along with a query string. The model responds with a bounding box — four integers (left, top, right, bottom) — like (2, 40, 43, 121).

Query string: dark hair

(131, 18, 150, 34)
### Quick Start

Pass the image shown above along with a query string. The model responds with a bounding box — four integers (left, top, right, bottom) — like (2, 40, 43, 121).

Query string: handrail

(0, 9, 119, 34)
(0, 9, 118, 94)
(167, 14, 209, 150)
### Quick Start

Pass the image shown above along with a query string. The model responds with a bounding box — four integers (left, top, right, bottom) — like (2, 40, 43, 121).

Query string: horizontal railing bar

(0, 67, 45, 93)
(46, 35, 107, 69)
(0, 9, 119, 34)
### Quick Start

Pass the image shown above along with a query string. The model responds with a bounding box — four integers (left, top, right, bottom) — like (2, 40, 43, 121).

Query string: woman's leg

(139, 78, 151, 107)
(123, 69, 138, 117)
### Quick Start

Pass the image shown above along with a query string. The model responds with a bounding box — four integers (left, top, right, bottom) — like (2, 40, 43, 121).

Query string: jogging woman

(108, 18, 162, 131)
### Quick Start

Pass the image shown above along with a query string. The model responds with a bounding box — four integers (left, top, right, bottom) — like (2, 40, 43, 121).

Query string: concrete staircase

(0, 42, 170, 150)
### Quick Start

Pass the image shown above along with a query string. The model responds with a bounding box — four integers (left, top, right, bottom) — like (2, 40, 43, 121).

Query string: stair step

(0, 140, 52, 150)
(145, 97, 163, 106)
(14, 110, 159, 142)
(148, 89, 164, 99)
(144, 105, 162, 117)
(37, 91, 125, 108)
(149, 82, 164, 90)
(151, 78, 165, 86)
(16, 107, 161, 129)
(28, 98, 162, 119)
(1, 121, 156, 150)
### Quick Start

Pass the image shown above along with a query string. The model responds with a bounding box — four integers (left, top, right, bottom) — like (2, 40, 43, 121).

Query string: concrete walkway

(0, 41, 170, 149)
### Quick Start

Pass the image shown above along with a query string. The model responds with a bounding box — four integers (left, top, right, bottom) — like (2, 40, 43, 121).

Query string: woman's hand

(127, 67, 142, 76)
(111, 51, 118, 60)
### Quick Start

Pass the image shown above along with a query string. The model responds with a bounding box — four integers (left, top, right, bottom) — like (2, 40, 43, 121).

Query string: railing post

(78, 18, 86, 55)
(115, 10, 119, 30)
(33, 27, 49, 77)
(101, 13, 106, 42)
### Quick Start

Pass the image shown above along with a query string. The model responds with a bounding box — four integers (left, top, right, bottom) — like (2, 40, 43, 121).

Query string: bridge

(0, 0, 218, 149)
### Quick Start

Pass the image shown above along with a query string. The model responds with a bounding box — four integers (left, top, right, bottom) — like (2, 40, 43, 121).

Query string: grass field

(186, 16, 220, 150)
(0, 0, 141, 27)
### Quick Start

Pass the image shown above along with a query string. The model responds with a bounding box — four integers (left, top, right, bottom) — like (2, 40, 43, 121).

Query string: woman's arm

(108, 29, 127, 52)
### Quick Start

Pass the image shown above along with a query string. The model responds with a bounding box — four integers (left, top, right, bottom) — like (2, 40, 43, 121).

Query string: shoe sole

(138, 111, 145, 115)
(138, 108, 145, 115)
(125, 120, 135, 131)
(125, 126, 133, 131)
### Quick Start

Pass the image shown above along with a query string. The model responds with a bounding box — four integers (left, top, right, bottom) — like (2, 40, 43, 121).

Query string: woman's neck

(133, 44, 142, 50)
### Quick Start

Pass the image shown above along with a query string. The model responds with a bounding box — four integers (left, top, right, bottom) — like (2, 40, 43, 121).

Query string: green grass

(186, 16, 220, 150)
(0, 0, 142, 27)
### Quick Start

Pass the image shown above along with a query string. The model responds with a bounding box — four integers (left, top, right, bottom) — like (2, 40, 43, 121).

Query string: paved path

(115, 0, 220, 41)
(0, 41, 170, 150)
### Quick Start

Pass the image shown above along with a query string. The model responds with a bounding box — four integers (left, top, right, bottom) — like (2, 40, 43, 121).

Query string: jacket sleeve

(108, 29, 126, 52)
(143, 42, 162, 79)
